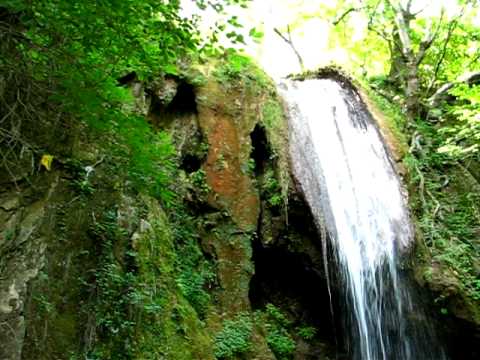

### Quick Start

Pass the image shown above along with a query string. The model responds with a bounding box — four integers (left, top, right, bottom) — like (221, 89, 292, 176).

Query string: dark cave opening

(249, 238, 347, 359)
(250, 124, 270, 176)
(249, 193, 347, 359)
(165, 81, 198, 115)
(249, 241, 333, 328)
(440, 310, 480, 360)
(148, 80, 198, 127)
(181, 153, 202, 173)
(117, 71, 137, 85)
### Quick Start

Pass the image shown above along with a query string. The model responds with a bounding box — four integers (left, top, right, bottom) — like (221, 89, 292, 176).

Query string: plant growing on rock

(214, 313, 253, 359)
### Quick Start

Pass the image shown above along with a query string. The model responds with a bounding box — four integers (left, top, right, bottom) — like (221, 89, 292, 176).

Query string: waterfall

(280, 78, 446, 360)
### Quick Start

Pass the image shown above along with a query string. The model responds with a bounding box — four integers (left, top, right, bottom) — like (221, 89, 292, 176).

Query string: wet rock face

(0, 176, 59, 360)
(196, 81, 260, 232)
(163, 74, 263, 317)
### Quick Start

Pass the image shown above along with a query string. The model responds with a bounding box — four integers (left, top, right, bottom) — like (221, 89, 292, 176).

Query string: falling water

(280, 78, 446, 360)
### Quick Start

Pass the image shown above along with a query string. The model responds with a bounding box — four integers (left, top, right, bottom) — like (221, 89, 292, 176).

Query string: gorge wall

(0, 58, 478, 360)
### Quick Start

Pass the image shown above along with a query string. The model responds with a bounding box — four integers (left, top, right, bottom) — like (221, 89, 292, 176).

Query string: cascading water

(280, 77, 447, 360)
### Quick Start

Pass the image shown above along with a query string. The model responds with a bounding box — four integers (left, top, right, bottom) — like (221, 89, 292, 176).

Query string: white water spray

(281, 78, 446, 360)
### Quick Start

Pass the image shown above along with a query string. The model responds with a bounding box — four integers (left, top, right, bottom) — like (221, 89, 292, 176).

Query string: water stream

(280, 78, 446, 360)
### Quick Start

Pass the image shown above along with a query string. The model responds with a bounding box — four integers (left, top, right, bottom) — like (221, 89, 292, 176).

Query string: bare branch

(406, 0, 414, 14)
(467, 50, 480, 68)
(273, 26, 305, 71)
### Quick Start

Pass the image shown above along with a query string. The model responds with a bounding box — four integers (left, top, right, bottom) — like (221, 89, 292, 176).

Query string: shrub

(214, 313, 253, 359)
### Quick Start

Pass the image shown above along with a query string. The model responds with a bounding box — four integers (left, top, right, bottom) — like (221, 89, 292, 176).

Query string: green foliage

(190, 169, 211, 197)
(260, 99, 289, 210)
(87, 201, 216, 359)
(438, 84, 480, 159)
(114, 116, 176, 203)
(64, 159, 96, 196)
(168, 202, 216, 318)
(262, 169, 283, 207)
(296, 325, 317, 340)
(175, 233, 215, 318)
(0, 0, 250, 187)
(215, 53, 256, 81)
(361, 78, 409, 151)
(403, 117, 480, 302)
(89, 209, 137, 358)
(213, 52, 271, 90)
(261, 304, 295, 359)
(264, 304, 291, 327)
(266, 328, 296, 359)
(214, 313, 253, 359)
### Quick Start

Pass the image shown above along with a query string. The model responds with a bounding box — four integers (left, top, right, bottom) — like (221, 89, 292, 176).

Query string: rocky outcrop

(3, 60, 476, 360)
(0, 57, 289, 359)
(0, 173, 60, 360)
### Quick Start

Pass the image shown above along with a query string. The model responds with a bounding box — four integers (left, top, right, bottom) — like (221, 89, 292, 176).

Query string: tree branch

(406, 0, 414, 14)
(428, 70, 480, 107)
(332, 7, 362, 25)
(415, 10, 444, 66)
(274, 26, 305, 71)
(388, 0, 413, 57)
(426, 14, 461, 95)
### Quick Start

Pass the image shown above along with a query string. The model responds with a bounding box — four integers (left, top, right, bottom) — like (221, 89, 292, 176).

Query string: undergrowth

(366, 77, 480, 304)
(256, 304, 296, 360)
(214, 313, 253, 359)
(404, 119, 480, 302)
(85, 197, 215, 358)
(214, 304, 298, 360)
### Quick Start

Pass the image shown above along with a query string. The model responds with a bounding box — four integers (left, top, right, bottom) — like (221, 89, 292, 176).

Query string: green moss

(260, 99, 290, 210)
(213, 52, 272, 92)
(89, 198, 215, 359)
(360, 82, 410, 155)
(288, 65, 354, 83)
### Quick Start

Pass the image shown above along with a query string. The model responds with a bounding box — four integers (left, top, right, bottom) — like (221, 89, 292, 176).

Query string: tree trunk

(405, 60, 420, 117)
(388, 31, 407, 88)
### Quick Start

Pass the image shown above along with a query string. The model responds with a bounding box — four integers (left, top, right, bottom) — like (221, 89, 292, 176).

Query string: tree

(331, 0, 480, 118)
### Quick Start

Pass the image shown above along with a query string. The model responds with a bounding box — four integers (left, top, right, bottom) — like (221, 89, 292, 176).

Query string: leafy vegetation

(439, 84, 480, 158)
(0, 0, 248, 193)
(255, 304, 296, 359)
(260, 99, 290, 210)
(171, 204, 216, 319)
(214, 313, 254, 358)
(404, 119, 480, 302)
(88, 209, 139, 358)
(296, 325, 317, 340)
(213, 304, 305, 360)
(262, 169, 284, 208)
(85, 198, 216, 359)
